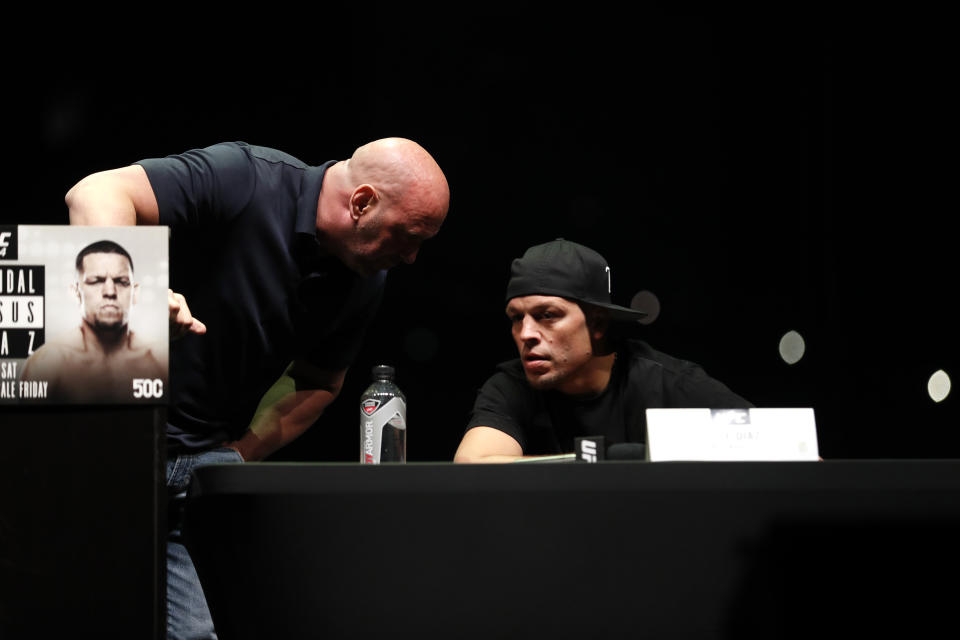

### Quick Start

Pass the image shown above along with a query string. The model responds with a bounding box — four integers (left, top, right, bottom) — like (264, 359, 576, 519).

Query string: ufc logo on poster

(0, 226, 16, 260)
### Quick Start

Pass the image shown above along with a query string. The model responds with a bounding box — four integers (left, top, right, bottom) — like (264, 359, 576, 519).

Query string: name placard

(0, 225, 168, 405)
(645, 408, 819, 461)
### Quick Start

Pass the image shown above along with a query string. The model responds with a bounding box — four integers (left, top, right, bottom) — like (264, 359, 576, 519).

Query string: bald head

(347, 137, 450, 222)
(317, 137, 450, 276)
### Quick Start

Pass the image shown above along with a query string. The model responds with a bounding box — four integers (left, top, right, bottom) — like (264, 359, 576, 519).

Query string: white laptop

(645, 408, 819, 461)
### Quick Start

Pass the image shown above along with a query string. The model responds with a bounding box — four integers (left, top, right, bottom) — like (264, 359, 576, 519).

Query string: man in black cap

(454, 238, 752, 462)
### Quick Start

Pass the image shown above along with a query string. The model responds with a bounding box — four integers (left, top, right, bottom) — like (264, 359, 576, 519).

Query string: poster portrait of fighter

(0, 225, 168, 404)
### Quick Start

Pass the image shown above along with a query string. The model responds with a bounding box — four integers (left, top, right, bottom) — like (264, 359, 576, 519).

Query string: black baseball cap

(505, 238, 648, 322)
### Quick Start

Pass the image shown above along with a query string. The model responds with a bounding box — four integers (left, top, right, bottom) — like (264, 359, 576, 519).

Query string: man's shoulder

(137, 141, 246, 166)
(37, 328, 85, 353)
(621, 339, 702, 374)
(126, 332, 167, 359)
(136, 141, 299, 176)
(474, 358, 525, 388)
(492, 357, 526, 380)
(243, 143, 312, 170)
(477, 358, 538, 399)
(621, 339, 752, 406)
(20, 336, 77, 380)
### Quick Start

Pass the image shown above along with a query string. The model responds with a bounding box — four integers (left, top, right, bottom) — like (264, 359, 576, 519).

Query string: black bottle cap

(372, 364, 395, 380)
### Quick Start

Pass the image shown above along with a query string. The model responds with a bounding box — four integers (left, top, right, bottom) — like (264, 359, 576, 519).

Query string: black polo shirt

(466, 339, 753, 454)
(137, 142, 385, 452)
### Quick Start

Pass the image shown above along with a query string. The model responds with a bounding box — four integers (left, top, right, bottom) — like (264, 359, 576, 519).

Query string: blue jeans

(166, 447, 243, 640)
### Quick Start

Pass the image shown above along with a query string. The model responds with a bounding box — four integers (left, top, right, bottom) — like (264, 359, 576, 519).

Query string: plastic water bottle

(359, 365, 407, 463)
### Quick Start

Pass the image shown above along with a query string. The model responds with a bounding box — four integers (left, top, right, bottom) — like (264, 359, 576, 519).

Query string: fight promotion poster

(0, 225, 168, 405)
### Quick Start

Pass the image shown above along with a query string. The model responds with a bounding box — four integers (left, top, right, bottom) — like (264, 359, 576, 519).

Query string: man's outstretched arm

(66, 164, 206, 337)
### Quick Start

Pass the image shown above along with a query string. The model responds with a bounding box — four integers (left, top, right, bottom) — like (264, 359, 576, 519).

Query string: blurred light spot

(630, 290, 660, 325)
(779, 330, 805, 365)
(928, 370, 951, 403)
(404, 327, 439, 362)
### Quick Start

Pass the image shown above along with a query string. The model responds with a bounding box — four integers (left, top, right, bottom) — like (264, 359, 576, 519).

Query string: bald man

(65, 139, 449, 639)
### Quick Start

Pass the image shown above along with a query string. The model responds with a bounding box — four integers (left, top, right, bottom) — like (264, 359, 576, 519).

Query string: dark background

(4, 4, 955, 461)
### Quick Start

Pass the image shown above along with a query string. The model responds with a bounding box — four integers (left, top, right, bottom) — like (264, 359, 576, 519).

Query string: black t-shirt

(137, 142, 385, 451)
(466, 339, 753, 454)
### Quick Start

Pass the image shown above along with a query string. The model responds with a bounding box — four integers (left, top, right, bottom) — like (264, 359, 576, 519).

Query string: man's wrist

(222, 440, 249, 462)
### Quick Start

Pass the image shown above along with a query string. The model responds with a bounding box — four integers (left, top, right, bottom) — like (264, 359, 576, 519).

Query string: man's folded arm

(453, 426, 525, 463)
(225, 361, 347, 462)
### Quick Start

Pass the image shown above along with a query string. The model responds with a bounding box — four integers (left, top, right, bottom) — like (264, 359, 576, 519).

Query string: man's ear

(586, 307, 609, 340)
(350, 185, 378, 221)
(585, 307, 614, 354)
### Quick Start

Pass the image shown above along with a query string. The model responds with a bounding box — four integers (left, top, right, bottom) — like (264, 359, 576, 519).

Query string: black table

(183, 460, 960, 639)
